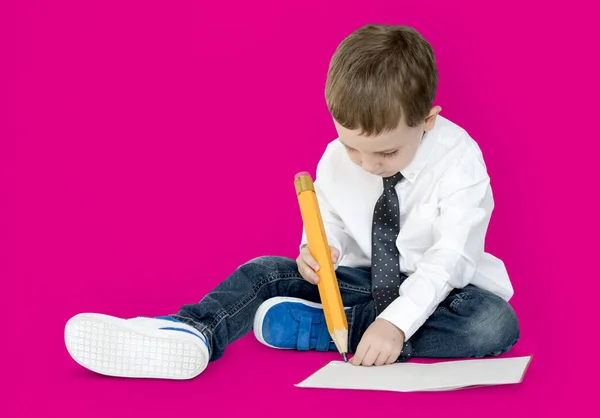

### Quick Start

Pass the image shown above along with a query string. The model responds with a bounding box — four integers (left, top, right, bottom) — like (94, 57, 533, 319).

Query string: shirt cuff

(376, 295, 425, 341)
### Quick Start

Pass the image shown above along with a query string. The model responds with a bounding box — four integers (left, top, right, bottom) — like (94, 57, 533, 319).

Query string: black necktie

(371, 172, 404, 315)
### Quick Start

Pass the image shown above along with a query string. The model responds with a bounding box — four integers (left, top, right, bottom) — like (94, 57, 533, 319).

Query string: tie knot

(383, 172, 404, 190)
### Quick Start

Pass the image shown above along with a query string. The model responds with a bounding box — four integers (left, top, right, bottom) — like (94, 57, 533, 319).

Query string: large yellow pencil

(294, 171, 348, 362)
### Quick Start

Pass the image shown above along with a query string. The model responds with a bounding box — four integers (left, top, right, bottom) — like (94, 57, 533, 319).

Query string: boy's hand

(350, 319, 405, 366)
(296, 244, 340, 285)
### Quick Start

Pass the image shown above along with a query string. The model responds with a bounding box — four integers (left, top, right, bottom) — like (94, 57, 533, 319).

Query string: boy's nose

(361, 158, 381, 175)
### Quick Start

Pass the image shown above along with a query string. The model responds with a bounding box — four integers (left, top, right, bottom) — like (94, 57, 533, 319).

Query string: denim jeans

(171, 256, 520, 361)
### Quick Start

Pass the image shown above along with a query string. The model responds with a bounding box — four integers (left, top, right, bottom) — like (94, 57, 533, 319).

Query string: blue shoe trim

(297, 316, 312, 351)
(159, 326, 208, 347)
(154, 316, 182, 323)
(133, 316, 211, 354)
(316, 322, 332, 351)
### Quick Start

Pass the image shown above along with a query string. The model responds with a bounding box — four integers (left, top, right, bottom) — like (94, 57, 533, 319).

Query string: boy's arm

(377, 147, 493, 340)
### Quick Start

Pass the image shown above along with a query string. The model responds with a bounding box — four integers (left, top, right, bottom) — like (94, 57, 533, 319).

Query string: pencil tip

(342, 353, 348, 362)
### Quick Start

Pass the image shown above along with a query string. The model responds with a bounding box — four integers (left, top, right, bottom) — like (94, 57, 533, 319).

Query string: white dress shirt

(300, 115, 514, 341)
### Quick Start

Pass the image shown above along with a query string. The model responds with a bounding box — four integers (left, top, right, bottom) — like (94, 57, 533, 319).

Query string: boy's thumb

(330, 247, 340, 262)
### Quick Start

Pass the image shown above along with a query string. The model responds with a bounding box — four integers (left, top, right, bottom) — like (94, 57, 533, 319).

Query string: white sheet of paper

(296, 356, 532, 392)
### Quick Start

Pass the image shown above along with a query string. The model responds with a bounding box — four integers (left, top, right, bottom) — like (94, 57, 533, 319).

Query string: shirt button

(409, 173, 415, 179)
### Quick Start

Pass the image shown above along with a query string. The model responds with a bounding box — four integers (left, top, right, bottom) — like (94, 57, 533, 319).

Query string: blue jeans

(171, 256, 520, 361)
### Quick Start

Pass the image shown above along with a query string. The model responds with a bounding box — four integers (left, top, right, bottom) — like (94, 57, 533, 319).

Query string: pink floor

(4, 0, 596, 416)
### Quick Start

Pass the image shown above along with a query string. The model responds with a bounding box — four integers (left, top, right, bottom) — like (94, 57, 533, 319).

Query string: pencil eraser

(294, 171, 311, 180)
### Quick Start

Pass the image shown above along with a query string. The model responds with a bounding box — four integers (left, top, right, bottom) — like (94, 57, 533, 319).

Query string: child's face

(334, 106, 441, 177)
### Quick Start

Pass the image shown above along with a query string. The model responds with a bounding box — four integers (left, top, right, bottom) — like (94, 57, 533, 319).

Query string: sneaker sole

(64, 313, 208, 380)
(252, 297, 324, 349)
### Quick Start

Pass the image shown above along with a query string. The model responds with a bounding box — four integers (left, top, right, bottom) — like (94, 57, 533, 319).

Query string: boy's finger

(361, 346, 378, 367)
(374, 351, 389, 366)
(304, 265, 319, 284)
(297, 260, 319, 284)
(351, 340, 368, 366)
(330, 247, 340, 262)
(385, 349, 402, 365)
(302, 253, 320, 271)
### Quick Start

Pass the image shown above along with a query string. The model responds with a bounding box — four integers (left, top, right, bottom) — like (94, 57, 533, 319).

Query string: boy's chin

(361, 168, 401, 178)
(380, 171, 399, 178)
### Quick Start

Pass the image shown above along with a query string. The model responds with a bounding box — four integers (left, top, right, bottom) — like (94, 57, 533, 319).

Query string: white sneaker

(64, 313, 210, 379)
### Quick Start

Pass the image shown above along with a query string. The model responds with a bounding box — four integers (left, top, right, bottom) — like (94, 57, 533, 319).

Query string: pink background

(3, 0, 598, 416)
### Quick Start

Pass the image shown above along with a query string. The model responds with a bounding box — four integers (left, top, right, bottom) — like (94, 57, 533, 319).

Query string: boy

(64, 24, 519, 379)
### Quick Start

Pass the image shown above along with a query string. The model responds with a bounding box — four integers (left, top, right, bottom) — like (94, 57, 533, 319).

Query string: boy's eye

(344, 146, 397, 158)
(382, 150, 399, 158)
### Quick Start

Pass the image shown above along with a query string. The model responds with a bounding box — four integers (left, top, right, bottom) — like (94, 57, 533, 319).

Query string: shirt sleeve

(377, 147, 493, 340)
(299, 153, 352, 269)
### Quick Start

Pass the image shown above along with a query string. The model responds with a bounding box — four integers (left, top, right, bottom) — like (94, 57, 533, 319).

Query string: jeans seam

(231, 272, 298, 316)
(437, 306, 451, 314)
(181, 267, 372, 350)
(175, 316, 214, 337)
(338, 283, 371, 294)
(449, 297, 463, 311)
(204, 271, 301, 333)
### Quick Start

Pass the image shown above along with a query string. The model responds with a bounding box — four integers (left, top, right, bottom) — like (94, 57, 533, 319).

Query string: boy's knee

(239, 256, 298, 277)
(457, 288, 520, 355)
(244, 256, 296, 269)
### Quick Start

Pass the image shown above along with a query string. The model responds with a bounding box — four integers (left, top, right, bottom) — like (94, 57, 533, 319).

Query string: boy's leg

(172, 257, 374, 361)
(341, 283, 519, 359)
(251, 264, 377, 353)
(255, 273, 519, 361)
(65, 255, 334, 379)
(399, 284, 520, 359)
(253, 265, 414, 359)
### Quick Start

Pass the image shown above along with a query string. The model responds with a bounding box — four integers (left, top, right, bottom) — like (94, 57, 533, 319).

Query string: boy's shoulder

(431, 115, 484, 158)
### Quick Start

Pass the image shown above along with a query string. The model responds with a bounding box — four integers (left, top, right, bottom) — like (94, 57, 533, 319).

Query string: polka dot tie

(371, 172, 404, 315)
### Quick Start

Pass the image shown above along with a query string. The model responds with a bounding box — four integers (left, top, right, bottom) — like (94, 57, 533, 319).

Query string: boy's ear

(424, 106, 442, 132)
